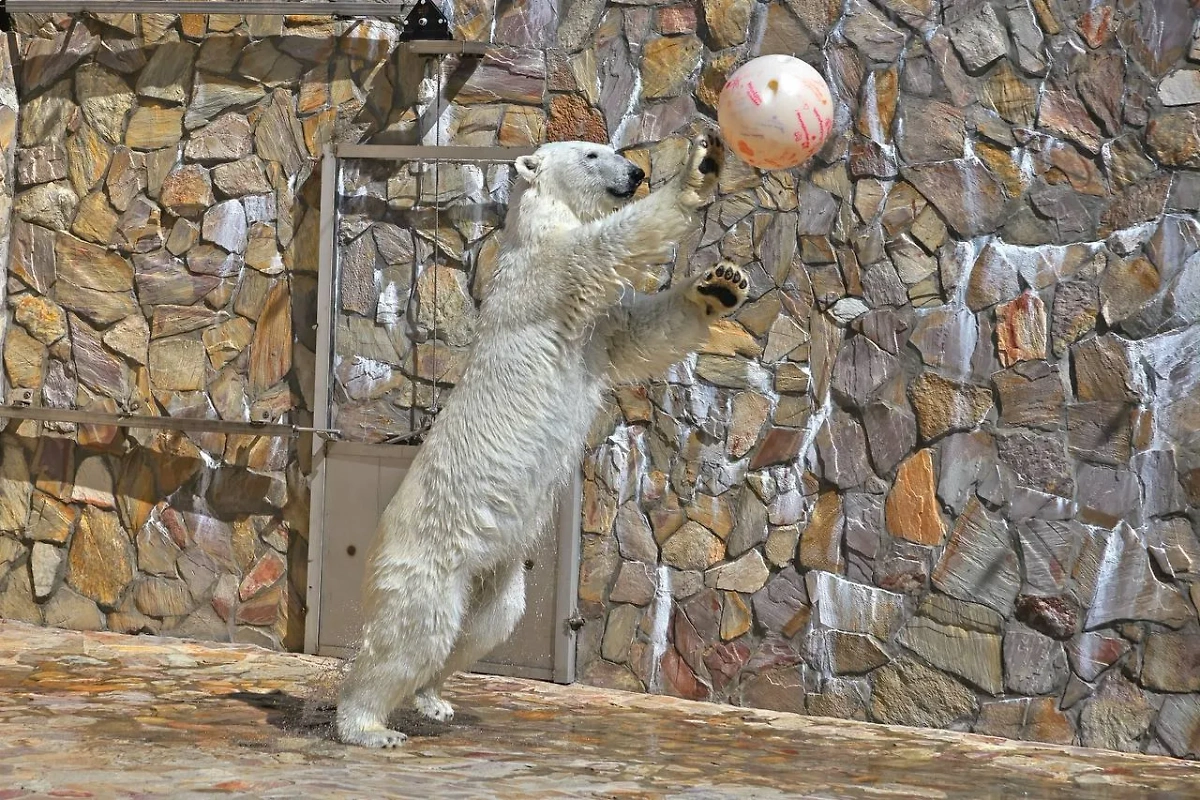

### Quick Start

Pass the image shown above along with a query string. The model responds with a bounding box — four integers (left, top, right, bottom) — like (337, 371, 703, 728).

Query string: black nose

(630, 166, 646, 184)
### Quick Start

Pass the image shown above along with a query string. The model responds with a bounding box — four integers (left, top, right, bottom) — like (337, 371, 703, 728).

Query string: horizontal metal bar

(5, 1, 411, 15)
(469, 661, 555, 682)
(335, 144, 535, 162)
(401, 40, 490, 56)
(0, 404, 300, 437)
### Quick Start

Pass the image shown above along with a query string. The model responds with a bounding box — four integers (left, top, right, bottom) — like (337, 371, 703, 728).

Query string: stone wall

(0, 3, 551, 648)
(2, 0, 1200, 761)
(565, 0, 1200, 760)
(0, 9, 420, 649)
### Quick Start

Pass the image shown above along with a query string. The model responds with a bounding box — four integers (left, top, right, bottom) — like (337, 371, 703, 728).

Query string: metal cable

(429, 53, 442, 417)
(389, 50, 443, 445)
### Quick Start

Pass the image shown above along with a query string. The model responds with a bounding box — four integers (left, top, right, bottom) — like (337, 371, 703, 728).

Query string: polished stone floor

(1, 620, 1198, 799)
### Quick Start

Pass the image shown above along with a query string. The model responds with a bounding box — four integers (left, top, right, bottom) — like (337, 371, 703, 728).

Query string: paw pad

(713, 264, 749, 289)
(695, 263, 750, 315)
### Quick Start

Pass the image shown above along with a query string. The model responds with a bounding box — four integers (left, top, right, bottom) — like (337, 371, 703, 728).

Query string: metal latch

(399, 0, 450, 41)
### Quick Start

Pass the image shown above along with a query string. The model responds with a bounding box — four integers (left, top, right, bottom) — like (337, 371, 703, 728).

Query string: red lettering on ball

(812, 108, 830, 137)
(795, 111, 812, 141)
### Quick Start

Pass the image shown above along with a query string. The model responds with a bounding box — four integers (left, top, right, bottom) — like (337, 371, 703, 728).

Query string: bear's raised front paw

(339, 725, 408, 749)
(678, 131, 723, 209)
(414, 690, 455, 722)
(690, 261, 749, 317)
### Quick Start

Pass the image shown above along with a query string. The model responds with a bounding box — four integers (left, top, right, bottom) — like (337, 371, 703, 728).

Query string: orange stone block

(885, 449, 947, 545)
(996, 289, 1047, 367)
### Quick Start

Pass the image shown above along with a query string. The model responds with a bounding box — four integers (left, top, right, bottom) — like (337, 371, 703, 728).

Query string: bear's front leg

(673, 131, 723, 212)
(603, 261, 749, 384)
(558, 131, 724, 337)
(567, 130, 723, 282)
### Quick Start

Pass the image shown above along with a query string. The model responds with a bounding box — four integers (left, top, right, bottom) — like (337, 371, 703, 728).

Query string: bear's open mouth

(607, 186, 638, 199)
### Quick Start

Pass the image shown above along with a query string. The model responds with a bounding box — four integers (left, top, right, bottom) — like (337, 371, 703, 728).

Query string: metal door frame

(303, 144, 581, 684)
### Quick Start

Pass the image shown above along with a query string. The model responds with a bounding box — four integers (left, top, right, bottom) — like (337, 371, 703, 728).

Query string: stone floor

(2, 621, 1199, 799)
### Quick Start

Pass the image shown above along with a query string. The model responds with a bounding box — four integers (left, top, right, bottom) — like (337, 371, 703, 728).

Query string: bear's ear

(514, 154, 541, 183)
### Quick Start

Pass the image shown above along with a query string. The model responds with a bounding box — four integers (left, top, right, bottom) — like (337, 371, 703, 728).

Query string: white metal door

(312, 441, 579, 681)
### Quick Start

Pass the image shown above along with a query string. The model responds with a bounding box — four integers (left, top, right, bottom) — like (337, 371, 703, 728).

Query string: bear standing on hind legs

(336, 131, 749, 748)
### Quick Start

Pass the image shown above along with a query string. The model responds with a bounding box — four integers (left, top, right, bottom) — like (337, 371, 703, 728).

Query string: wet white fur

(336, 136, 741, 748)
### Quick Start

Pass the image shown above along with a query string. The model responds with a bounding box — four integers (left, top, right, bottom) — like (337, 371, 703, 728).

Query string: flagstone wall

(0, 3, 549, 654)
(0, 9, 408, 650)
(559, 0, 1200, 759)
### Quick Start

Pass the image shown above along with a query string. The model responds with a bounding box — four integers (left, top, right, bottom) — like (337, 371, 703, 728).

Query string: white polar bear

(336, 132, 749, 748)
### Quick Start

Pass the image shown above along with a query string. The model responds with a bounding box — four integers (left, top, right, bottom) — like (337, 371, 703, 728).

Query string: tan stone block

(125, 106, 185, 150)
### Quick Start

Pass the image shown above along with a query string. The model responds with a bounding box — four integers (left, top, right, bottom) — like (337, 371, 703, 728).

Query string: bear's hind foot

(690, 261, 749, 317)
(338, 724, 408, 749)
(414, 689, 455, 722)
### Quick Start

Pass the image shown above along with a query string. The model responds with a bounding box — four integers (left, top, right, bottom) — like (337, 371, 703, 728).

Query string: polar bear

(336, 132, 749, 748)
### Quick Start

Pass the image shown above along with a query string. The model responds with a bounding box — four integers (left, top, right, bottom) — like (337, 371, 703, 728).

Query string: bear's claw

(414, 690, 455, 722)
(339, 726, 408, 748)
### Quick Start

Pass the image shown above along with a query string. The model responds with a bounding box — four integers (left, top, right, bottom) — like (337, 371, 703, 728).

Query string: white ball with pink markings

(717, 55, 834, 171)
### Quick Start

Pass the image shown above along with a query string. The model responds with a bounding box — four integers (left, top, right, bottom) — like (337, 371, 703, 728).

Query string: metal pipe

(5, 1, 411, 15)
(335, 144, 535, 162)
(313, 143, 337, 458)
(304, 144, 339, 654)
(0, 403, 331, 438)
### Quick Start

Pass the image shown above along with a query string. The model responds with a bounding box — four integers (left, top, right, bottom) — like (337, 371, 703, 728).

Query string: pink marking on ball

(795, 111, 812, 141)
(746, 82, 763, 106)
(738, 140, 755, 157)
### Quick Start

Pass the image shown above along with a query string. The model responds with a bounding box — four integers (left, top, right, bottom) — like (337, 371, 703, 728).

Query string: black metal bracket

(399, 0, 450, 41)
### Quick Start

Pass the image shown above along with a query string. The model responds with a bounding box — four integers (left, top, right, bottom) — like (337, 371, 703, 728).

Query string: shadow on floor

(227, 689, 481, 742)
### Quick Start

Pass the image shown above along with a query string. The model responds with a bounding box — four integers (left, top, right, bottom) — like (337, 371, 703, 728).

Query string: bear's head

(512, 142, 646, 223)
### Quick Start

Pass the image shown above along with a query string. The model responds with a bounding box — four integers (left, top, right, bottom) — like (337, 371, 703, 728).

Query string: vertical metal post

(304, 144, 339, 654)
(0, 32, 17, 408)
(553, 469, 583, 684)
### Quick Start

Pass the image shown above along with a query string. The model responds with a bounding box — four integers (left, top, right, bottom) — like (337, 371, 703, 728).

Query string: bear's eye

(587, 152, 599, 160)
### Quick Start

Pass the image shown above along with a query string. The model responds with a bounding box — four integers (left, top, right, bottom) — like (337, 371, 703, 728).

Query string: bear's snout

(608, 163, 646, 199)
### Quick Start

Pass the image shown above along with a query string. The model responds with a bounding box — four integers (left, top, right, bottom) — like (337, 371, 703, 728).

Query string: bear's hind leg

(413, 559, 527, 722)
(336, 570, 468, 748)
